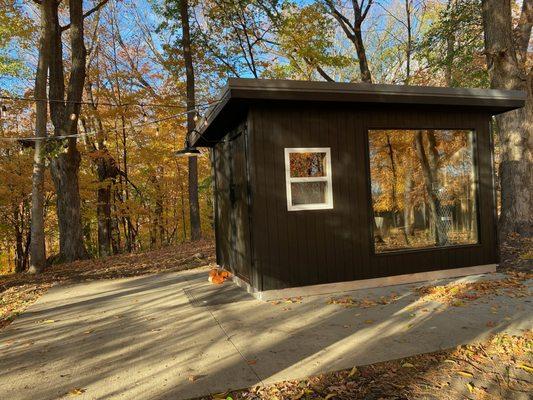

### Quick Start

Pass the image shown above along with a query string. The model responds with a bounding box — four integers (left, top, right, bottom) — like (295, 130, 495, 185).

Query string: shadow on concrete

(0, 268, 530, 400)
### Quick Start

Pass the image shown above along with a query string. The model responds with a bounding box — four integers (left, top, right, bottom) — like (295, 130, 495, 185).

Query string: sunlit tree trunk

(482, 0, 532, 239)
(46, 0, 89, 262)
(29, 0, 51, 274)
(180, 0, 202, 241)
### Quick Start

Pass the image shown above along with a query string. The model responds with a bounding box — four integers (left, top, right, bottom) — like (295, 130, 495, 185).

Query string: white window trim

(284, 147, 333, 211)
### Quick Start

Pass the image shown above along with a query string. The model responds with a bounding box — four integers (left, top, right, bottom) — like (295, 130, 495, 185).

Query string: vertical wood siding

(247, 102, 497, 291)
(213, 124, 253, 284)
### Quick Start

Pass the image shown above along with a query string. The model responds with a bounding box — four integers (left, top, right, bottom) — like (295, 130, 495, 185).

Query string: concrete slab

(0, 269, 531, 400)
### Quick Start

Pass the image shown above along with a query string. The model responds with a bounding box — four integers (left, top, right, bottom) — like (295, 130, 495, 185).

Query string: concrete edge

(230, 264, 497, 301)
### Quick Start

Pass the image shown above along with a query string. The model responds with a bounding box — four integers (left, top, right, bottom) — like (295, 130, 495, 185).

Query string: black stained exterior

(207, 80, 524, 292)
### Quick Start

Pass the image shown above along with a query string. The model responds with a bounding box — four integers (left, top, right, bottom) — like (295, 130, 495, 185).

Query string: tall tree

(180, 0, 202, 241)
(45, 0, 91, 262)
(29, 0, 52, 273)
(323, 0, 373, 82)
(481, 0, 532, 238)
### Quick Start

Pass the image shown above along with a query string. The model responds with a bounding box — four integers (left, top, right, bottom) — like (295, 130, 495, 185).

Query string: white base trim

(230, 264, 497, 301)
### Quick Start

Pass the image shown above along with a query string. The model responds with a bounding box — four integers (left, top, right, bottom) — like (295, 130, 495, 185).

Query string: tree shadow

(0, 269, 530, 400)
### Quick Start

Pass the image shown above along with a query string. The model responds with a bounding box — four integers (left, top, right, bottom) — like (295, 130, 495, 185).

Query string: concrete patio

(0, 267, 531, 400)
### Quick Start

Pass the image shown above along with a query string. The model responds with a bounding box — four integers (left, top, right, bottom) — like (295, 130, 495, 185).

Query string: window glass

(291, 181, 327, 205)
(368, 129, 478, 252)
(285, 148, 333, 211)
(289, 152, 327, 177)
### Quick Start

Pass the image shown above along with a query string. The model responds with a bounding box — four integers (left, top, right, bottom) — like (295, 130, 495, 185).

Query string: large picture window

(285, 148, 333, 211)
(368, 129, 479, 253)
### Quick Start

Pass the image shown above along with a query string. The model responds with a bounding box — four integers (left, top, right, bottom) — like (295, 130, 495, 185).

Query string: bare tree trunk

(84, 81, 116, 257)
(180, 0, 202, 241)
(404, 0, 412, 84)
(482, 0, 532, 238)
(324, 0, 373, 82)
(415, 130, 448, 245)
(444, 0, 456, 86)
(29, 0, 51, 274)
(47, 0, 89, 262)
(403, 162, 414, 238)
(352, 27, 372, 83)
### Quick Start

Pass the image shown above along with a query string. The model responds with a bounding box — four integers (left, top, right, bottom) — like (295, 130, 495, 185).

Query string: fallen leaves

(68, 387, 86, 395)
(0, 284, 51, 330)
(516, 363, 533, 374)
(270, 297, 303, 306)
(456, 370, 474, 378)
(327, 292, 399, 309)
(414, 272, 531, 306)
(193, 331, 533, 400)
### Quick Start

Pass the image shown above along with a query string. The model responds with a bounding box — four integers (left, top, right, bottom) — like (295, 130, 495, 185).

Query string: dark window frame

(363, 127, 483, 256)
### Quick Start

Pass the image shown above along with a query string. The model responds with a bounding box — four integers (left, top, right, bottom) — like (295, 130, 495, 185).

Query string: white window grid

(284, 147, 334, 211)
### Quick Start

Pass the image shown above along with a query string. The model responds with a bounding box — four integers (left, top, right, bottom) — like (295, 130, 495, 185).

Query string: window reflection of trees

(369, 129, 478, 252)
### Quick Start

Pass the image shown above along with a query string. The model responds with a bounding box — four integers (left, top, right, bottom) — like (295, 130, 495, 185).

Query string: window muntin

(368, 129, 479, 253)
(285, 148, 333, 211)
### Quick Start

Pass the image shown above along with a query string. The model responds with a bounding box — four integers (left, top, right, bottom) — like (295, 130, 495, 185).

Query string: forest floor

(0, 239, 215, 330)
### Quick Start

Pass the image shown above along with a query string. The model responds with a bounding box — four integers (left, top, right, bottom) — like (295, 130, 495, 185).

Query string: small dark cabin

(190, 79, 525, 295)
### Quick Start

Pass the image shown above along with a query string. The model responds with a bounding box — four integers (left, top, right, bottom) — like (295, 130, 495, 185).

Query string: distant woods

(0, 0, 531, 274)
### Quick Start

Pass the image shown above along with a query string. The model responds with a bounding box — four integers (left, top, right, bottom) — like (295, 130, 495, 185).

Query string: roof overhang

(191, 78, 526, 147)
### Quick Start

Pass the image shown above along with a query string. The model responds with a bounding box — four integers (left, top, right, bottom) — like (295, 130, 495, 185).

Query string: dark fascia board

(190, 78, 526, 147)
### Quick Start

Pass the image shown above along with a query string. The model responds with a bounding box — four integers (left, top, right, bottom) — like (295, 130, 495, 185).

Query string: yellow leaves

(68, 387, 86, 395)
(465, 382, 475, 393)
(516, 363, 533, 373)
(41, 319, 56, 324)
(401, 362, 415, 368)
(327, 292, 399, 309)
(414, 275, 529, 305)
(456, 371, 474, 378)
(348, 366, 358, 377)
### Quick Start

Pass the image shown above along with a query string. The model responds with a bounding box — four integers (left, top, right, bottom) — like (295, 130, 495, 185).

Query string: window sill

(372, 243, 483, 256)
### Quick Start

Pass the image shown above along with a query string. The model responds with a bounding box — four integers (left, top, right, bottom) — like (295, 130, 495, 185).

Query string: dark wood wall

(213, 123, 254, 285)
(246, 102, 497, 291)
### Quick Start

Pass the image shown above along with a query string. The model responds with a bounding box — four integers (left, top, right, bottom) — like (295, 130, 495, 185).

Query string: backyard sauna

(190, 79, 525, 298)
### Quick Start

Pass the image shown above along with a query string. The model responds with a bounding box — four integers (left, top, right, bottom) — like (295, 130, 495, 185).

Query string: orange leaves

(414, 273, 529, 305)
(208, 267, 231, 285)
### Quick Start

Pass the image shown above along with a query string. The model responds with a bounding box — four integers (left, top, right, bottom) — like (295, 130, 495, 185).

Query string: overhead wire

(0, 98, 222, 143)
(0, 94, 220, 110)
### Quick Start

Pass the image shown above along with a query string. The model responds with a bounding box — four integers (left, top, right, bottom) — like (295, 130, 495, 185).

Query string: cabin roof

(190, 78, 526, 147)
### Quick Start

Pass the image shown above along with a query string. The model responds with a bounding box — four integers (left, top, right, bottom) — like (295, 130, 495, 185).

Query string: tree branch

(61, 0, 109, 32)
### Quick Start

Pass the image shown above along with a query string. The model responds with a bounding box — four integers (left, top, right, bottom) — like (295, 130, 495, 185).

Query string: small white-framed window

(284, 147, 333, 211)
